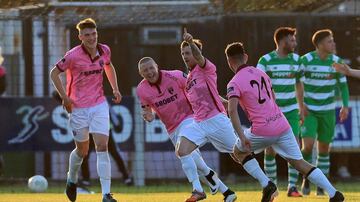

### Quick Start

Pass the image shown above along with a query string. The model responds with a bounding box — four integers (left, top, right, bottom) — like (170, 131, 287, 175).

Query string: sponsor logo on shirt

(81, 68, 103, 76)
(154, 94, 178, 107)
(265, 112, 283, 124)
(272, 72, 294, 78)
(186, 79, 197, 91)
(310, 72, 333, 79)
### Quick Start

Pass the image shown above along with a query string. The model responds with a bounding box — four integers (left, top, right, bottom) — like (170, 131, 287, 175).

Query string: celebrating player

(179, 29, 276, 202)
(50, 18, 120, 202)
(136, 57, 237, 202)
(257, 27, 303, 197)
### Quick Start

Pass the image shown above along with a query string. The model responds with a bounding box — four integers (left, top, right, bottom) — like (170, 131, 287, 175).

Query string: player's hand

(239, 136, 251, 152)
(183, 28, 193, 43)
(62, 96, 73, 113)
(339, 107, 349, 122)
(112, 89, 122, 104)
(141, 105, 155, 122)
(299, 106, 307, 125)
(333, 63, 350, 75)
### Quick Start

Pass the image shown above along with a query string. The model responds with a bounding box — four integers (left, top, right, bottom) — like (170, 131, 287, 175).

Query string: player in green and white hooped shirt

(257, 27, 303, 197)
(300, 29, 349, 196)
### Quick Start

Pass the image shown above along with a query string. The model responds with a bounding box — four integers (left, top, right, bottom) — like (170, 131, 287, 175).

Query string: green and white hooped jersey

(257, 51, 301, 113)
(300, 51, 347, 112)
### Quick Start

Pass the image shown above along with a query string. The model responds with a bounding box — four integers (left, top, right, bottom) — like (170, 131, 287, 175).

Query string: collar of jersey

(81, 43, 104, 62)
(236, 64, 249, 73)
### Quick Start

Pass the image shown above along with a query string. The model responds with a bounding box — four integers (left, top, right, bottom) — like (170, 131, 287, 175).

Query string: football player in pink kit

(136, 57, 237, 202)
(225, 42, 345, 202)
(50, 18, 120, 202)
(180, 29, 276, 202)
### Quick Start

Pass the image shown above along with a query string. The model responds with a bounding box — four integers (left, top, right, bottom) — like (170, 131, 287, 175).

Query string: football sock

(264, 154, 277, 185)
(307, 167, 336, 197)
(67, 149, 83, 183)
(180, 154, 203, 192)
(97, 152, 111, 195)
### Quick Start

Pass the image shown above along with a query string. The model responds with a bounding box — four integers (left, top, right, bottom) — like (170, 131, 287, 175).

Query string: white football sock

(243, 158, 270, 188)
(180, 154, 203, 192)
(307, 168, 336, 197)
(97, 151, 111, 195)
(67, 149, 83, 183)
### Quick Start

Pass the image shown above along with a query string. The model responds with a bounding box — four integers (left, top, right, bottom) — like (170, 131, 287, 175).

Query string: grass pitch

(0, 180, 359, 202)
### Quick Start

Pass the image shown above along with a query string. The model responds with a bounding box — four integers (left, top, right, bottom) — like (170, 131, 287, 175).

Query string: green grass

(0, 180, 359, 202)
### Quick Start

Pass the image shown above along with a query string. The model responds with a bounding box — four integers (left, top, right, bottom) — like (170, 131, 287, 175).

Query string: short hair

(138, 57, 154, 70)
(225, 42, 246, 60)
(274, 27, 296, 45)
(180, 39, 203, 50)
(312, 29, 333, 47)
(76, 18, 97, 32)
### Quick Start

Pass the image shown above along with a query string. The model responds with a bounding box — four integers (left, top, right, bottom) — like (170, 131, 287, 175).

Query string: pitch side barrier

(0, 95, 359, 185)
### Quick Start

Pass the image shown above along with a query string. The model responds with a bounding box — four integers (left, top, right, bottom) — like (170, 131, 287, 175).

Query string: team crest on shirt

(99, 60, 104, 67)
(227, 87, 234, 93)
(168, 87, 174, 94)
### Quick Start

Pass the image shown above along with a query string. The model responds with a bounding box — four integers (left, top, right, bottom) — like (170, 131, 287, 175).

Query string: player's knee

(95, 143, 108, 152)
(177, 148, 191, 157)
(77, 148, 89, 158)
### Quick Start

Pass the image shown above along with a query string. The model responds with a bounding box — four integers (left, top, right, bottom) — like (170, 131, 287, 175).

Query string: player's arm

(333, 63, 360, 79)
(295, 81, 305, 122)
(336, 73, 350, 122)
(183, 28, 205, 67)
(104, 62, 122, 104)
(50, 66, 73, 113)
(228, 97, 251, 151)
(219, 95, 228, 109)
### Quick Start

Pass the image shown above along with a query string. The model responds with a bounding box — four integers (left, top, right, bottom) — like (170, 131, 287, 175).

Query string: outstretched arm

(333, 63, 360, 79)
(183, 28, 205, 67)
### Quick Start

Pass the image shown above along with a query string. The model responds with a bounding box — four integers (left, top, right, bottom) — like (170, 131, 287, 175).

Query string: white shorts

(169, 118, 194, 146)
(69, 101, 110, 142)
(236, 128, 303, 160)
(181, 113, 238, 153)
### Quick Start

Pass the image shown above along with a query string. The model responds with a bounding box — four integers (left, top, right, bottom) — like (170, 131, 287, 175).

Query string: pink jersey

(185, 59, 226, 122)
(55, 43, 111, 108)
(227, 65, 290, 136)
(136, 70, 193, 134)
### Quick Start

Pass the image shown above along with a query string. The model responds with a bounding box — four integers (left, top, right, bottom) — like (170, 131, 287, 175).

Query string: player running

(257, 27, 303, 197)
(179, 29, 275, 202)
(225, 41, 345, 202)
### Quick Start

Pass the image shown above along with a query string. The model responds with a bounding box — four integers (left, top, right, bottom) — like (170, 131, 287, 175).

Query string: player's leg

(264, 147, 277, 185)
(66, 108, 91, 202)
(316, 111, 335, 196)
(300, 111, 318, 195)
(80, 134, 94, 186)
(176, 122, 207, 201)
(192, 149, 236, 201)
(272, 129, 344, 201)
(107, 131, 132, 185)
(284, 111, 302, 197)
(90, 101, 116, 202)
